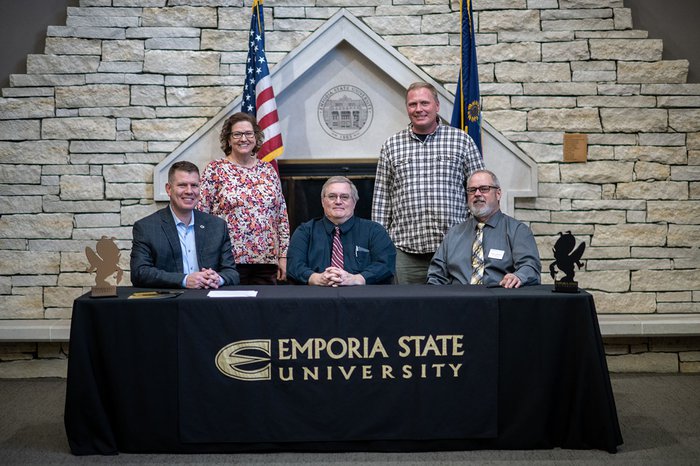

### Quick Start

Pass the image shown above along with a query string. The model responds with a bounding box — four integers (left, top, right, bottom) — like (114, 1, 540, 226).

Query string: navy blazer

(130, 207, 239, 288)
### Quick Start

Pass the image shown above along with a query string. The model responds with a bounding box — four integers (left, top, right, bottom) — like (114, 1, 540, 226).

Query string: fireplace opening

(278, 159, 377, 234)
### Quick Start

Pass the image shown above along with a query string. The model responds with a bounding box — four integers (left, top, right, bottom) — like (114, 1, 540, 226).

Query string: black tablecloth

(64, 285, 622, 455)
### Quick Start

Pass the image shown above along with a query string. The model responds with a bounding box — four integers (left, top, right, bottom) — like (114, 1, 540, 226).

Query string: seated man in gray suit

(130, 161, 240, 289)
(427, 169, 541, 288)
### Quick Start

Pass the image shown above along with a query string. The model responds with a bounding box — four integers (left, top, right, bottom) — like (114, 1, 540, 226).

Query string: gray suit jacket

(130, 207, 239, 288)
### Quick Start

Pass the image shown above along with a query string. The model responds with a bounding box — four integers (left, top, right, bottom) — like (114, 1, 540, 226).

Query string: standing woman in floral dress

(198, 112, 289, 284)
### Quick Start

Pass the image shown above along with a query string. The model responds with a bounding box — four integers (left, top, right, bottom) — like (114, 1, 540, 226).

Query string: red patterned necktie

(331, 226, 344, 269)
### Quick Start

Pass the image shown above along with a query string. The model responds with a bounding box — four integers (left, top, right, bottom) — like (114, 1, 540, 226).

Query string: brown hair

(219, 112, 264, 156)
(168, 161, 199, 183)
(406, 82, 439, 104)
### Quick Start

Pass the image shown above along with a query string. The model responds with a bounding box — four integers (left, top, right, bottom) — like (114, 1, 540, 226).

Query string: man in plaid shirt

(372, 82, 484, 284)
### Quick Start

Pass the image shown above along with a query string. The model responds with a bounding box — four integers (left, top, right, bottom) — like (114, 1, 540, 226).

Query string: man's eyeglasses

(231, 131, 255, 140)
(325, 193, 351, 202)
(467, 185, 499, 195)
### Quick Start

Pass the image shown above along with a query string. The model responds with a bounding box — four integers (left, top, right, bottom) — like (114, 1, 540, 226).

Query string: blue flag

(450, 0, 482, 155)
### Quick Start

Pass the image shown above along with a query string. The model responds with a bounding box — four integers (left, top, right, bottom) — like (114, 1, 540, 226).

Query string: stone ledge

(0, 320, 71, 342)
(599, 314, 700, 337)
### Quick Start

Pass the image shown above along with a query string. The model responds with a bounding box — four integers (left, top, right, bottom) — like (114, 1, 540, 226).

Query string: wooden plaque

(563, 133, 588, 163)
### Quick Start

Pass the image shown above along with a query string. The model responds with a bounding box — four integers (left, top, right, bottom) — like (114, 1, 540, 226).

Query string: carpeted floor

(0, 374, 698, 465)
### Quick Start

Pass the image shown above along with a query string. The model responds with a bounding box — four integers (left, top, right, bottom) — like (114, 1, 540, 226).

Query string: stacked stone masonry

(0, 0, 698, 375)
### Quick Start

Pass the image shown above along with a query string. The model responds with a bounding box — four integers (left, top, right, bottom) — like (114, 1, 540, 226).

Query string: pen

(129, 291, 177, 298)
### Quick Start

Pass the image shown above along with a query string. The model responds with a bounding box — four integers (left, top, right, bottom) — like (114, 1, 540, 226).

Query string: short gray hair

(467, 169, 500, 188)
(321, 176, 359, 202)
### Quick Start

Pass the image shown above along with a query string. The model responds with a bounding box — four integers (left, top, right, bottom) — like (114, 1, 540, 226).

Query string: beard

(469, 201, 496, 220)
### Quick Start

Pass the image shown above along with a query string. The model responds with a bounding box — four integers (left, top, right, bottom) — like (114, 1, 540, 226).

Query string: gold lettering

(421, 335, 440, 356)
(397, 335, 466, 357)
(279, 337, 391, 360)
(274, 362, 462, 383)
(398, 335, 426, 357)
(339, 366, 356, 380)
(397, 336, 409, 357)
(290, 339, 314, 359)
(382, 365, 395, 379)
(369, 338, 389, 358)
(327, 337, 346, 359)
(302, 366, 319, 380)
(433, 363, 445, 377)
(278, 339, 290, 360)
(348, 338, 361, 358)
(435, 335, 450, 355)
(313, 338, 327, 359)
(453, 336, 464, 356)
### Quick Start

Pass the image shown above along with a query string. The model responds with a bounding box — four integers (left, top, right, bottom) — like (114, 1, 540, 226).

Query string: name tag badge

(488, 249, 505, 260)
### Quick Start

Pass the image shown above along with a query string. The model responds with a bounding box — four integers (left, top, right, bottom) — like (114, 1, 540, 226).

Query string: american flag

(242, 0, 284, 163)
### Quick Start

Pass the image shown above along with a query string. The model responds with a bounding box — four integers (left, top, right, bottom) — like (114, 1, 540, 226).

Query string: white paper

(207, 290, 258, 298)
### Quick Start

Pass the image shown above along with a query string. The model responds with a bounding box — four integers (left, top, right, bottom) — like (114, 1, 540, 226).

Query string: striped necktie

(331, 226, 344, 269)
(470, 222, 485, 285)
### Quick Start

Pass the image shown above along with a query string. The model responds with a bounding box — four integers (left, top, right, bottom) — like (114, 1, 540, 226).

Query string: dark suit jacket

(287, 216, 396, 285)
(130, 207, 239, 288)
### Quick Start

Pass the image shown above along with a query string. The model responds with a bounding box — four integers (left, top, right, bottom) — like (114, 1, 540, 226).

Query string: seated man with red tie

(287, 176, 396, 286)
(427, 169, 541, 288)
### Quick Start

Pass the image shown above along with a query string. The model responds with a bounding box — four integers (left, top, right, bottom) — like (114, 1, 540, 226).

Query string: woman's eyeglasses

(231, 131, 255, 140)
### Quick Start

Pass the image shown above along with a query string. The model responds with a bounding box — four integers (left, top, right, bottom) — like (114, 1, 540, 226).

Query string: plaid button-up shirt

(372, 122, 484, 254)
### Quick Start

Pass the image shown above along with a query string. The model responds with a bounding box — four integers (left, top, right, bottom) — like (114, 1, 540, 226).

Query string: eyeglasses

(467, 185, 499, 195)
(231, 131, 255, 140)
(325, 193, 351, 202)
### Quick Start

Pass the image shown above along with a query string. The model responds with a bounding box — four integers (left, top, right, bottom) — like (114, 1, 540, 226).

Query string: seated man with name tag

(427, 169, 541, 288)
(287, 176, 396, 286)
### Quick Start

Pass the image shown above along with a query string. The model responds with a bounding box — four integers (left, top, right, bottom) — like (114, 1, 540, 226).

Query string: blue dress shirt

(171, 208, 199, 288)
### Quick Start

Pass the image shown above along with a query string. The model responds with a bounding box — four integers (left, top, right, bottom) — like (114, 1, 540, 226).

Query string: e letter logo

(215, 339, 271, 381)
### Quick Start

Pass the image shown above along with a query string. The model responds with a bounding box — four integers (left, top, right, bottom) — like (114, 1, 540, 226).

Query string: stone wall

(0, 0, 699, 375)
(605, 336, 700, 373)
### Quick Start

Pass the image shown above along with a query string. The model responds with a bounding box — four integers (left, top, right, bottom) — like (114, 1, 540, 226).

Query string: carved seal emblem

(318, 85, 373, 141)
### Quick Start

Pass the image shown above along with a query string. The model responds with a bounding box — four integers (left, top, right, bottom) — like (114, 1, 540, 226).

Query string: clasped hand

(309, 267, 365, 287)
(186, 268, 222, 289)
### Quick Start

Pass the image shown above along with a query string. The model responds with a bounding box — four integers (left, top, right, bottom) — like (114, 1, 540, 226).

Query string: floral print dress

(197, 158, 289, 265)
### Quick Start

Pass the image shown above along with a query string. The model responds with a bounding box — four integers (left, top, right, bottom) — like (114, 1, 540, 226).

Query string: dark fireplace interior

(279, 160, 377, 233)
